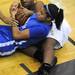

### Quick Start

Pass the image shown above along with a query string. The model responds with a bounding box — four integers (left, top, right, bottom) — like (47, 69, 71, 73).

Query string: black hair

(47, 4, 64, 30)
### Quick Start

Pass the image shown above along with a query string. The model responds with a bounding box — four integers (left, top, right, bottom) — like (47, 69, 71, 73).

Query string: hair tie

(46, 5, 54, 20)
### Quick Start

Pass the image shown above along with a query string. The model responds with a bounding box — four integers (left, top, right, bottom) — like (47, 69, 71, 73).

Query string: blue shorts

(0, 25, 16, 56)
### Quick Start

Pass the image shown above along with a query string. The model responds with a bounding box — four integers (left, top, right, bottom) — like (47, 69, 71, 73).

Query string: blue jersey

(17, 14, 52, 49)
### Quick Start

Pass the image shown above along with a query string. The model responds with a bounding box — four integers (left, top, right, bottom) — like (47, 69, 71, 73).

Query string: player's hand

(9, 2, 19, 19)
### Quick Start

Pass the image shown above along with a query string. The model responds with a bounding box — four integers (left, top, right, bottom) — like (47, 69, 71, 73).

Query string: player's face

(20, 0, 34, 8)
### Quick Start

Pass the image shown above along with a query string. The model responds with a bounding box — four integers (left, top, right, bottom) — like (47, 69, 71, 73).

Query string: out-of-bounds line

(20, 63, 33, 75)
(68, 37, 75, 45)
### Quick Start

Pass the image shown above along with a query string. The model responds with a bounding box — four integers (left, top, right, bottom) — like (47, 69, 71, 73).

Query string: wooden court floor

(0, 0, 75, 75)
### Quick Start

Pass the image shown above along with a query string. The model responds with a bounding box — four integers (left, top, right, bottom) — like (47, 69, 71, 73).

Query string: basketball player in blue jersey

(0, 7, 51, 56)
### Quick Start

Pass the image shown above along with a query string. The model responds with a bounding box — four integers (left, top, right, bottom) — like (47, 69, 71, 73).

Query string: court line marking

(68, 37, 75, 45)
(19, 63, 33, 75)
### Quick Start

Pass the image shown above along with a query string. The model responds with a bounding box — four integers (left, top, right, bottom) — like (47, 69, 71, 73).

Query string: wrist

(9, 21, 18, 27)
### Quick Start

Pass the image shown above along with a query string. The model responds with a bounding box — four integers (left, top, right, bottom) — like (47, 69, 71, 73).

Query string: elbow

(12, 28, 29, 40)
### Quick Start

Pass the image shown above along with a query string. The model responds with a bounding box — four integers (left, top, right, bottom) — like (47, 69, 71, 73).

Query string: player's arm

(35, 1, 47, 21)
(0, 10, 29, 39)
(9, 2, 19, 19)
(0, 11, 13, 25)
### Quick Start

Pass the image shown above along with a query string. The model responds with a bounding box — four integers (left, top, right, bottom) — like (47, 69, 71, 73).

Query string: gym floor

(0, 0, 75, 75)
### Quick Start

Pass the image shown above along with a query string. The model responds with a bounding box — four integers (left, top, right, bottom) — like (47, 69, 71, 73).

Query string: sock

(33, 49, 43, 62)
